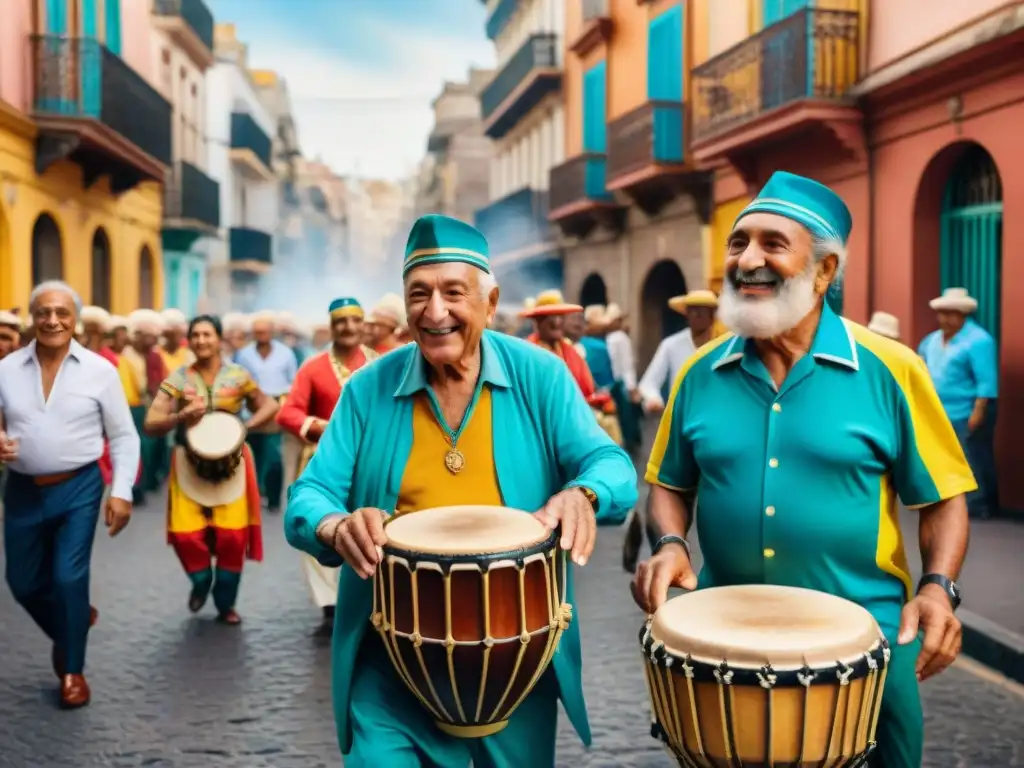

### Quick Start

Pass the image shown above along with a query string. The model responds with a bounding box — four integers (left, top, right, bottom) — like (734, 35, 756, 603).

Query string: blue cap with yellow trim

(402, 214, 490, 278)
(329, 297, 363, 318)
(735, 171, 853, 245)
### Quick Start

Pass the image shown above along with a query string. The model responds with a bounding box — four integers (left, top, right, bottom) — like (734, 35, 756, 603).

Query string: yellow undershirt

(396, 387, 503, 514)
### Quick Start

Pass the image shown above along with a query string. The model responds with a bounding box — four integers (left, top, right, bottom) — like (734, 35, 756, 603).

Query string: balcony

(152, 0, 215, 69)
(548, 153, 624, 239)
(229, 227, 273, 273)
(162, 161, 220, 250)
(570, 0, 613, 57)
(690, 7, 864, 181)
(481, 34, 561, 140)
(474, 187, 553, 258)
(30, 35, 172, 193)
(230, 112, 274, 182)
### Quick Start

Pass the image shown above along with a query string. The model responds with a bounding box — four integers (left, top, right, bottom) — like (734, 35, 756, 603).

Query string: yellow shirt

(396, 388, 503, 514)
(117, 356, 142, 407)
(159, 345, 194, 374)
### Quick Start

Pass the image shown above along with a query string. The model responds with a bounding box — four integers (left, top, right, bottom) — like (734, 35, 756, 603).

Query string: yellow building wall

(0, 110, 164, 312)
(707, 195, 750, 293)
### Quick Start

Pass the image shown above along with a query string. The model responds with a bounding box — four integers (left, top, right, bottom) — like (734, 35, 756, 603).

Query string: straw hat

(81, 306, 112, 330)
(127, 308, 165, 336)
(519, 289, 583, 318)
(668, 289, 719, 315)
(929, 287, 977, 314)
(0, 310, 22, 328)
(867, 311, 900, 340)
(604, 303, 625, 323)
(161, 308, 187, 327)
(583, 304, 606, 326)
(108, 315, 129, 331)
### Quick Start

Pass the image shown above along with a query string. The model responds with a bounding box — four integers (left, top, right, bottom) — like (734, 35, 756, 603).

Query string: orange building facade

(688, 0, 1024, 512)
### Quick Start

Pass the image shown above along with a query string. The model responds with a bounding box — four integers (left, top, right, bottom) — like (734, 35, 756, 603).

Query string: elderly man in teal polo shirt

(632, 171, 975, 768)
(285, 213, 637, 767)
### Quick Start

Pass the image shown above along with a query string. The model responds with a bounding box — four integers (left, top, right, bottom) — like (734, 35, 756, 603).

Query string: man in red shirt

(277, 297, 378, 634)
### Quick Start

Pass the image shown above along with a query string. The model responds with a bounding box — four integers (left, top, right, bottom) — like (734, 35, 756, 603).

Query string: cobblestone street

(1, 486, 1022, 767)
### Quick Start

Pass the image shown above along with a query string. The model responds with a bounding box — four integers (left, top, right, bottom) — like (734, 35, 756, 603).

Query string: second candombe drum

(371, 505, 572, 737)
(184, 411, 246, 483)
(640, 585, 890, 767)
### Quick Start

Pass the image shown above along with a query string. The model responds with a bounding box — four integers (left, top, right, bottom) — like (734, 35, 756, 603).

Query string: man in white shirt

(0, 281, 139, 709)
(636, 290, 720, 412)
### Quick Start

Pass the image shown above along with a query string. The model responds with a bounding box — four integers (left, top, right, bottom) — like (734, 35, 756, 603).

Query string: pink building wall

(121, 0, 155, 82)
(0, 1, 35, 113)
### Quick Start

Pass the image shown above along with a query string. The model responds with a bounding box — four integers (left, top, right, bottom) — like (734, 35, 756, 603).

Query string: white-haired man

(633, 171, 976, 768)
(285, 214, 638, 765)
(0, 281, 139, 708)
(236, 311, 297, 511)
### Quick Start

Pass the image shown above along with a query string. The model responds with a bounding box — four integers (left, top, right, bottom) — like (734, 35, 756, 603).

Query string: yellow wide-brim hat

(668, 289, 719, 315)
(520, 289, 583, 319)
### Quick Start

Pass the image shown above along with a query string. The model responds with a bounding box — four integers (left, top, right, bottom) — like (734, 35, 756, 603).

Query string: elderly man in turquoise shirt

(918, 287, 999, 518)
(285, 214, 637, 767)
(632, 172, 975, 768)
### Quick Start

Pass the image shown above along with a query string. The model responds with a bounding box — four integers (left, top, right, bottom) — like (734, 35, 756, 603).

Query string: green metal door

(940, 145, 1003, 344)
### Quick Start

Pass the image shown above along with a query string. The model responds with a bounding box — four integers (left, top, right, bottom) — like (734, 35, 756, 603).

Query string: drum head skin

(385, 506, 550, 556)
(186, 412, 246, 459)
(651, 585, 881, 669)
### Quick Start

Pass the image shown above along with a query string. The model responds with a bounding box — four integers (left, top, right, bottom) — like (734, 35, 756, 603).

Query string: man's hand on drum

(534, 488, 597, 567)
(178, 395, 206, 428)
(316, 508, 388, 579)
(631, 542, 698, 615)
(898, 584, 962, 681)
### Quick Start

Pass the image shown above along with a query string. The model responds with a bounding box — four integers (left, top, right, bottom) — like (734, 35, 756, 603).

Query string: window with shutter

(647, 4, 683, 101)
(582, 61, 607, 153)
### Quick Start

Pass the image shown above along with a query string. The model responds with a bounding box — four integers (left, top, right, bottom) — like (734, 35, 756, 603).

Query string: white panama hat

(929, 287, 977, 314)
(867, 311, 900, 340)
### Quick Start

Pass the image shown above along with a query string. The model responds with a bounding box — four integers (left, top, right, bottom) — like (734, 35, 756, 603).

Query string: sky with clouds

(207, 0, 495, 181)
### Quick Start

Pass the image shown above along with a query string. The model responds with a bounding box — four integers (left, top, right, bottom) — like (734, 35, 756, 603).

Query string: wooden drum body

(371, 506, 572, 738)
(640, 585, 890, 768)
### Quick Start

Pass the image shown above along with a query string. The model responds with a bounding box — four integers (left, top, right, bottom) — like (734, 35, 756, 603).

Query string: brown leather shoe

(217, 609, 242, 625)
(59, 674, 90, 709)
(52, 605, 99, 678)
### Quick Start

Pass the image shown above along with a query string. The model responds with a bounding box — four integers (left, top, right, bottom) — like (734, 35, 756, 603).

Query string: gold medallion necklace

(427, 390, 477, 475)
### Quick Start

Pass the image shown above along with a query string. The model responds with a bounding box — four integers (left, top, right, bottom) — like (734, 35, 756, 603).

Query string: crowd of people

(0, 169, 1000, 767)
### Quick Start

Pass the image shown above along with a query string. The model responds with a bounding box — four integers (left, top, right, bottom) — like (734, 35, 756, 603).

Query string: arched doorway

(91, 228, 112, 309)
(139, 246, 155, 308)
(639, 259, 688, 367)
(940, 144, 1002, 343)
(31, 213, 63, 284)
(579, 272, 608, 307)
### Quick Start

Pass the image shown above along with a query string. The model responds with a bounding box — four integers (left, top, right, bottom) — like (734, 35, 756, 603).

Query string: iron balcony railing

(549, 153, 612, 214)
(607, 100, 685, 182)
(31, 35, 172, 165)
(230, 112, 273, 169)
(480, 33, 559, 120)
(582, 0, 609, 21)
(691, 7, 859, 141)
(164, 161, 220, 228)
(152, 0, 215, 52)
(474, 187, 551, 254)
(229, 227, 272, 265)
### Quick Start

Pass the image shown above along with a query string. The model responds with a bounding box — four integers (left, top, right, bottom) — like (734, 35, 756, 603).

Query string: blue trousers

(950, 401, 998, 516)
(3, 464, 103, 674)
(346, 639, 559, 768)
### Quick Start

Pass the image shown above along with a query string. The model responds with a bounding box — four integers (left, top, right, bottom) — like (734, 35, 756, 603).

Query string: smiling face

(189, 319, 221, 363)
(718, 212, 837, 339)
(331, 312, 364, 353)
(536, 314, 565, 345)
(31, 289, 77, 350)
(404, 262, 498, 369)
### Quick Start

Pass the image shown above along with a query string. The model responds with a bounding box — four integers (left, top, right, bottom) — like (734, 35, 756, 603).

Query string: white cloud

(247, 21, 495, 180)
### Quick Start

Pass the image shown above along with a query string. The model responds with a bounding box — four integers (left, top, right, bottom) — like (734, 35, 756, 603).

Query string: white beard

(718, 266, 820, 339)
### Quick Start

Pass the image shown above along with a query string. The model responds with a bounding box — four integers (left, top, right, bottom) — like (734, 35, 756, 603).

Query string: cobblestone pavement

(0, 491, 1022, 767)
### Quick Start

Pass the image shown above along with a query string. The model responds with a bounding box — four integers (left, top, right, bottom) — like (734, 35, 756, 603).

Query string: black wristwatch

(653, 534, 691, 558)
(918, 574, 961, 611)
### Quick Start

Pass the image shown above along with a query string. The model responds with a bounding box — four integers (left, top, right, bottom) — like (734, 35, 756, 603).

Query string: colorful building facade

(0, 0, 171, 312)
(473, 0, 566, 308)
(691, 0, 1023, 510)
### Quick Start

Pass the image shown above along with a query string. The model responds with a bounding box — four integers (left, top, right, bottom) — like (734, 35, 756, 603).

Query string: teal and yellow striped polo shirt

(646, 303, 976, 639)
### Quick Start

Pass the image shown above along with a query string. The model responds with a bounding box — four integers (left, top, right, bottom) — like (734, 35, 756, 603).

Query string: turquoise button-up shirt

(285, 330, 637, 753)
(917, 320, 998, 422)
(646, 305, 976, 640)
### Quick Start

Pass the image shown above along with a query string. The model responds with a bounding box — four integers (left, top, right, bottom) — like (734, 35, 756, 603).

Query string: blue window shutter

(582, 61, 607, 153)
(105, 0, 122, 54)
(783, 0, 810, 17)
(45, 0, 67, 33)
(647, 5, 683, 101)
(82, 0, 98, 36)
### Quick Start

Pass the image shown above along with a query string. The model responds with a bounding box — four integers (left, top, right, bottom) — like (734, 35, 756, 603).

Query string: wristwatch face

(949, 581, 962, 606)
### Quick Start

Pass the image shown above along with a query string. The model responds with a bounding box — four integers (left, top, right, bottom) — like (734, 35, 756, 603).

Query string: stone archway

(639, 259, 688, 368)
(91, 228, 112, 309)
(31, 213, 63, 284)
(139, 245, 155, 308)
(579, 272, 608, 307)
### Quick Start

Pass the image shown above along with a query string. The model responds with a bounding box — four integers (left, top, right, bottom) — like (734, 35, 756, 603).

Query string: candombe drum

(184, 411, 246, 483)
(639, 585, 890, 767)
(371, 505, 572, 737)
